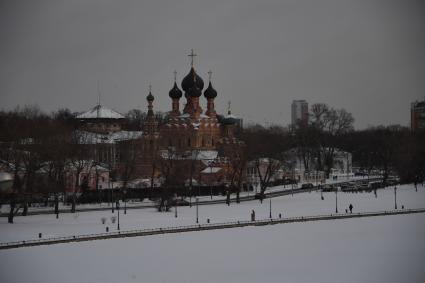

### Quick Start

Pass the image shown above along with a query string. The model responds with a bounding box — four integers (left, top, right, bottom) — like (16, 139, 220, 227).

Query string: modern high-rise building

(291, 100, 309, 128)
(411, 100, 425, 131)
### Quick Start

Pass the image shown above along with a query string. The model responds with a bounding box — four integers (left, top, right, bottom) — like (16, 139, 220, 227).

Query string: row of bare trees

(343, 125, 425, 183)
(2, 104, 424, 218)
(242, 103, 425, 197)
(0, 107, 72, 221)
(0, 107, 126, 222)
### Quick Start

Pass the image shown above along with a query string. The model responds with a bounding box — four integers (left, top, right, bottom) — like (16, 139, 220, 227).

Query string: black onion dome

(181, 67, 204, 92)
(188, 85, 202, 98)
(221, 116, 237, 125)
(218, 111, 237, 125)
(204, 81, 217, 99)
(146, 91, 154, 102)
(169, 82, 183, 99)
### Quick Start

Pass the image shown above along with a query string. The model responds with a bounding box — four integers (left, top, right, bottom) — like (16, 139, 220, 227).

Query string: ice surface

(0, 212, 424, 283)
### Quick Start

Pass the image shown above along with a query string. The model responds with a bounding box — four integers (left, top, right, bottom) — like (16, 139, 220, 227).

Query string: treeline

(242, 107, 425, 184)
(343, 126, 425, 183)
(1, 104, 424, 218)
(0, 106, 147, 222)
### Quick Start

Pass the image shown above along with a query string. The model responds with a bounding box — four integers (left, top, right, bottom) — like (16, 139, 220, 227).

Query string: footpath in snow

(0, 175, 380, 216)
(0, 183, 423, 243)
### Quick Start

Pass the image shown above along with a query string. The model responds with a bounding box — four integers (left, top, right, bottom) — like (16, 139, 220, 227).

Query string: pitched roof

(76, 105, 124, 119)
(76, 130, 143, 144)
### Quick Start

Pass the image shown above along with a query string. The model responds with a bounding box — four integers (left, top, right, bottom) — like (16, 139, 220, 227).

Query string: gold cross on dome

(208, 70, 212, 81)
(149, 84, 152, 93)
(188, 49, 197, 67)
(173, 70, 177, 82)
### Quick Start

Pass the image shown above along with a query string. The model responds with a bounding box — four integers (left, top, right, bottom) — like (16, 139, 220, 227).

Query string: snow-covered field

(0, 213, 424, 283)
(0, 184, 424, 283)
(0, 184, 424, 243)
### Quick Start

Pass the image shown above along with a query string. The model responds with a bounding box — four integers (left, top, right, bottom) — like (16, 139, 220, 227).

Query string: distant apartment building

(291, 100, 309, 128)
(411, 100, 425, 131)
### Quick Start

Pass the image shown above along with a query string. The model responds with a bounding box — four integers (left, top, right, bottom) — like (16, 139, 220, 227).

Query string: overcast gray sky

(1, 0, 424, 129)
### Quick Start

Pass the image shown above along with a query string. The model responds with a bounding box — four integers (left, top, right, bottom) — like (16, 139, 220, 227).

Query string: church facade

(73, 51, 245, 188)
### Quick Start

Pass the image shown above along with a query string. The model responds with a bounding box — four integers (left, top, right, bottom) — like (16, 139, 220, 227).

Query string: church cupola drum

(204, 70, 217, 117)
(143, 85, 158, 135)
(169, 71, 183, 116)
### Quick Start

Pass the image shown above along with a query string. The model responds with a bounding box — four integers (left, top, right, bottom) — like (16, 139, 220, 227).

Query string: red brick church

(137, 50, 244, 187)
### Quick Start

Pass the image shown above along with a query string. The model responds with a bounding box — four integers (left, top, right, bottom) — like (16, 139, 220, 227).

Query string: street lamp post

(196, 197, 199, 223)
(174, 193, 178, 218)
(210, 166, 213, 200)
(124, 189, 127, 215)
(111, 186, 114, 213)
(189, 185, 192, 208)
(394, 186, 397, 210)
(210, 183, 213, 200)
(269, 198, 272, 218)
(116, 201, 120, 230)
(292, 161, 296, 196)
(335, 189, 338, 214)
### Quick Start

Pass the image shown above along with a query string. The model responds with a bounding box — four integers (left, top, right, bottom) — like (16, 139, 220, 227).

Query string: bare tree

(68, 131, 95, 213)
(310, 104, 354, 177)
(293, 124, 320, 172)
(118, 136, 143, 195)
(255, 158, 281, 202)
(156, 147, 177, 211)
(4, 148, 24, 223)
(226, 144, 247, 203)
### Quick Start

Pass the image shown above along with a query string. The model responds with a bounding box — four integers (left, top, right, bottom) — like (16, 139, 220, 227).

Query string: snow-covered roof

(224, 113, 238, 119)
(201, 167, 222, 173)
(160, 150, 218, 161)
(178, 113, 191, 118)
(0, 172, 13, 182)
(64, 161, 109, 172)
(196, 150, 218, 160)
(284, 147, 351, 156)
(76, 130, 143, 144)
(76, 105, 125, 119)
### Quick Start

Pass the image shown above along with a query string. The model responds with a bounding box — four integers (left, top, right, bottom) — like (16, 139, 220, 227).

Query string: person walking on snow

(349, 203, 353, 213)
